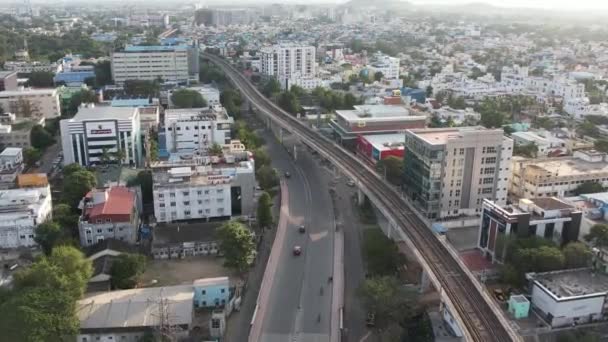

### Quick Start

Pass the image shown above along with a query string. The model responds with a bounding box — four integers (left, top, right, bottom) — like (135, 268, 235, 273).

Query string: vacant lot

(140, 256, 240, 287)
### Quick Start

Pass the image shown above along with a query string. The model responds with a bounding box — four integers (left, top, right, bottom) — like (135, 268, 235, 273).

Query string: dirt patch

(141, 256, 240, 287)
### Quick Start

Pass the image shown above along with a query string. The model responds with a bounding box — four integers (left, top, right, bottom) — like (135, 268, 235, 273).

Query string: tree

(110, 253, 147, 289)
(99, 147, 112, 165)
(209, 143, 223, 156)
(63, 169, 96, 207)
(574, 182, 605, 195)
(563, 242, 592, 268)
(594, 139, 608, 153)
(171, 89, 207, 108)
(513, 143, 538, 158)
(425, 85, 433, 97)
(257, 192, 273, 229)
(221, 89, 242, 118)
(26, 71, 54, 87)
(112, 148, 126, 164)
(63, 89, 97, 117)
(62, 163, 84, 177)
(53, 204, 79, 239)
(585, 224, 608, 249)
(376, 156, 404, 186)
(123, 79, 160, 97)
(127, 170, 153, 205)
(373, 71, 384, 82)
(343, 93, 358, 109)
(34, 221, 63, 255)
(362, 229, 403, 276)
(534, 246, 565, 272)
(256, 165, 279, 190)
(23, 147, 41, 168)
(94, 60, 112, 86)
(577, 120, 600, 138)
(47, 246, 93, 298)
(30, 124, 55, 150)
(216, 221, 256, 272)
(480, 111, 505, 128)
(358, 276, 420, 324)
(253, 148, 271, 172)
(278, 91, 301, 114)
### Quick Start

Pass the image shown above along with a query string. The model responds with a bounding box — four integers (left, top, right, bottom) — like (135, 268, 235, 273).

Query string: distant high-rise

(260, 43, 316, 81)
(195, 8, 252, 27)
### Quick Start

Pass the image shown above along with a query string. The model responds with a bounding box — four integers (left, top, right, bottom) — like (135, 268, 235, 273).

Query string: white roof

(192, 276, 229, 286)
(0, 88, 57, 97)
(72, 106, 138, 121)
(361, 133, 406, 151)
(0, 147, 22, 157)
(336, 105, 421, 123)
(77, 285, 194, 330)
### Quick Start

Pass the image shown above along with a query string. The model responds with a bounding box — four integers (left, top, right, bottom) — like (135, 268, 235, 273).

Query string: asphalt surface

(259, 130, 336, 342)
(32, 141, 62, 175)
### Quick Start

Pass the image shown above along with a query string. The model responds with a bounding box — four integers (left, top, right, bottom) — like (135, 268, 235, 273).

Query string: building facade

(60, 105, 142, 167)
(164, 107, 233, 154)
(0, 88, 60, 119)
(0, 184, 52, 249)
(111, 44, 199, 84)
(78, 186, 140, 247)
(260, 44, 316, 81)
(403, 127, 513, 219)
(0, 71, 18, 92)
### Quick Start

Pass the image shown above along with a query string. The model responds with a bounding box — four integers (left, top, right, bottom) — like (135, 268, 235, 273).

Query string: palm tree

(99, 147, 111, 165)
(113, 148, 126, 164)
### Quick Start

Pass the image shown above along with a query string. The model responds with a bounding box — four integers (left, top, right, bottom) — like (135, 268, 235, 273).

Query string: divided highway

(203, 52, 517, 342)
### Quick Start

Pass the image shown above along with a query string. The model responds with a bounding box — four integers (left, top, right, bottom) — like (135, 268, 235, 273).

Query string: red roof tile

(84, 187, 135, 222)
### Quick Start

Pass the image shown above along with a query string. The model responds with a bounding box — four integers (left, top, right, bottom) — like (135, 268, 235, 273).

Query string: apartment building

(0, 147, 24, 189)
(367, 52, 400, 80)
(152, 157, 255, 223)
(60, 105, 142, 167)
(260, 44, 316, 81)
(111, 45, 199, 84)
(478, 198, 581, 263)
(403, 127, 513, 219)
(78, 186, 140, 247)
(164, 106, 233, 154)
(0, 88, 60, 119)
(196, 8, 252, 27)
(3, 61, 58, 73)
(510, 150, 608, 198)
(0, 184, 52, 249)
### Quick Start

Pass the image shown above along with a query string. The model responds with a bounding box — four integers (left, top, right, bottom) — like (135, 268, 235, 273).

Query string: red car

(293, 246, 302, 256)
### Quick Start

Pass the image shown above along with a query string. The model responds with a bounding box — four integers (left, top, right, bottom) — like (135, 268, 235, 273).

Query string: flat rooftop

(77, 285, 194, 329)
(532, 268, 608, 298)
(528, 197, 573, 211)
(361, 133, 406, 151)
(72, 106, 137, 121)
(336, 105, 413, 122)
(521, 157, 608, 177)
(165, 107, 231, 122)
(122, 45, 189, 52)
(581, 192, 608, 205)
(153, 221, 222, 245)
(0, 88, 56, 97)
(410, 126, 502, 146)
(0, 71, 16, 78)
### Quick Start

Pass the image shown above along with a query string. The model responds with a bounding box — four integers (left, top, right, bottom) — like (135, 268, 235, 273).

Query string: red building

(357, 133, 406, 164)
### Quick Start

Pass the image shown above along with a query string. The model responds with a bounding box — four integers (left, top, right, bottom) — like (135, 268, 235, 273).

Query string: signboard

(85, 121, 117, 138)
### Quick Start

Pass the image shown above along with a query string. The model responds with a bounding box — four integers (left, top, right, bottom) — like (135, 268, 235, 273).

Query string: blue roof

(124, 45, 188, 52)
(111, 97, 152, 107)
(581, 192, 608, 205)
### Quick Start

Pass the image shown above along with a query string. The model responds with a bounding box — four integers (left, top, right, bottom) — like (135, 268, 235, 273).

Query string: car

(493, 288, 506, 302)
(346, 179, 355, 187)
(365, 312, 376, 327)
(293, 245, 302, 256)
(298, 225, 306, 233)
(284, 171, 291, 178)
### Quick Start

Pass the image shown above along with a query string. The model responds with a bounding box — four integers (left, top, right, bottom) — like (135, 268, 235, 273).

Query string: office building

(330, 105, 426, 147)
(111, 44, 199, 84)
(0, 88, 60, 119)
(0, 184, 52, 249)
(510, 150, 608, 198)
(478, 198, 581, 263)
(527, 269, 608, 328)
(0, 71, 18, 92)
(60, 105, 142, 167)
(78, 186, 140, 247)
(260, 44, 316, 85)
(403, 127, 513, 219)
(152, 155, 255, 223)
(164, 106, 233, 154)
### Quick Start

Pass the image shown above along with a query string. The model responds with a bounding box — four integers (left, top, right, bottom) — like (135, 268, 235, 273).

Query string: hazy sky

(408, 0, 608, 10)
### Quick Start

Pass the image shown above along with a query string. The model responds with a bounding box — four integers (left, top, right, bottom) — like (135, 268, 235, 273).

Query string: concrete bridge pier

(420, 269, 432, 293)
(357, 188, 365, 206)
(292, 144, 297, 161)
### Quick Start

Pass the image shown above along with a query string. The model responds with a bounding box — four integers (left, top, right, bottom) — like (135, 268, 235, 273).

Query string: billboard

(85, 121, 117, 138)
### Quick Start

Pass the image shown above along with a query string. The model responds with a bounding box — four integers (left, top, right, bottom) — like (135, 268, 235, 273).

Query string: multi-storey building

(111, 45, 199, 84)
(367, 52, 400, 80)
(0, 184, 52, 249)
(0, 147, 23, 189)
(0, 88, 60, 119)
(260, 44, 316, 82)
(2, 61, 58, 74)
(168, 85, 220, 107)
(478, 198, 581, 263)
(164, 106, 233, 154)
(0, 71, 18, 92)
(152, 156, 255, 223)
(78, 186, 140, 247)
(60, 105, 142, 167)
(510, 150, 608, 198)
(196, 8, 252, 27)
(403, 127, 513, 219)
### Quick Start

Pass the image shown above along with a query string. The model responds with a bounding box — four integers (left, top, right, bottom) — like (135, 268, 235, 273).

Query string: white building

(60, 105, 142, 167)
(284, 75, 325, 90)
(111, 45, 199, 84)
(511, 130, 565, 156)
(368, 52, 400, 80)
(168, 85, 220, 107)
(527, 269, 608, 328)
(2, 61, 58, 74)
(0, 88, 60, 119)
(152, 156, 256, 223)
(432, 107, 481, 125)
(0, 184, 52, 249)
(260, 43, 316, 82)
(164, 106, 233, 154)
(0, 147, 23, 189)
(500, 65, 529, 92)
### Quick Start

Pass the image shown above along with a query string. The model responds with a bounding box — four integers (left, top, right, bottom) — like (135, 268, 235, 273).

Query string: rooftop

(531, 268, 608, 299)
(17, 173, 48, 188)
(581, 192, 608, 205)
(0, 71, 16, 78)
(122, 45, 189, 52)
(361, 133, 405, 151)
(409, 126, 504, 146)
(0, 147, 22, 157)
(192, 276, 229, 287)
(83, 187, 135, 221)
(336, 105, 413, 122)
(77, 285, 194, 330)
(72, 106, 138, 121)
(528, 197, 573, 211)
(152, 221, 222, 246)
(518, 156, 608, 177)
(165, 107, 231, 122)
(0, 88, 57, 97)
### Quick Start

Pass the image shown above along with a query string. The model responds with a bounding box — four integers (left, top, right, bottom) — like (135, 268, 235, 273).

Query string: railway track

(203, 52, 517, 342)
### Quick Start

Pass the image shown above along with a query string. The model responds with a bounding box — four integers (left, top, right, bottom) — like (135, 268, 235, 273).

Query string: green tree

(63, 89, 97, 117)
(216, 221, 256, 272)
(257, 192, 273, 229)
(23, 147, 41, 168)
(513, 143, 538, 158)
(63, 169, 97, 207)
(112, 148, 126, 164)
(110, 253, 147, 289)
(256, 165, 279, 190)
(574, 182, 605, 195)
(253, 148, 271, 171)
(585, 224, 608, 249)
(26, 71, 54, 87)
(221, 89, 242, 118)
(126, 170, 153, 205)
(535, 246, 565, 272)
(123, 79, 160, 97)
(373, 71, 384, 82)
(199, 62, 226, 83)
(563, 242, 592, 268)
(480, 111, 505, 128)
(209, 143, 223, 156)
(278, 91, 301, 114)
(343, 93, 358, 109)
(362, 228, 403, 276)
(171, 89, 207, 108)
(594, 139, 608, 153)
(47, 246, 93, 298)
(358, 276, 420, 324)
(62, 163, 84, 177)
(94, 60, 112, 86)
(577, 120, 600, 138)
(53, 203, 79, 239)
(375, 156, 404, 186)
(34, 221, 63, 255)
(425, 85, 433, 98)
(99, 147, 112, 165)
(30, 124, 55, 150)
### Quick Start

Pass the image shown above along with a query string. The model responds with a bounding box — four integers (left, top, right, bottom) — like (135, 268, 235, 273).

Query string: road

(32, 141, 61, 175)
(256, 130, 336, 342)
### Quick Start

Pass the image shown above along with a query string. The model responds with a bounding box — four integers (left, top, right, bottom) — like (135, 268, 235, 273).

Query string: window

(183, 191, 189, 196)
(170, 193, 175, 198)
(198, 200, 202, 204)
(482, 177, 494, 184)
(485, 157, 497, 164)
(202, 290, 206, 295)
(184, 210, 191, 215)
(455, 190, 460, 196)
(108, 228, 114, 233)
(97, 229, 102, 233)
(217, 189, 224, 194)
(204, 190, 210, 195)
(486, 146, 496, 153)
(456, 180, 461, 187)
(221, 288, 225, 293)
(484, 168, 495, 175)
(184, 201, 190, 205)
(482, 188, 493, 194)
(158, 193, 164, 198)
(197, 190, 202, 195)
(459, 148, 465, 155)
(160, 203, 165, 208)
(170, 202, 176, 207)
